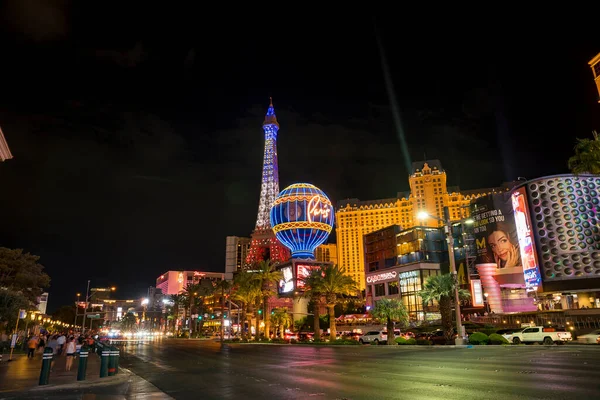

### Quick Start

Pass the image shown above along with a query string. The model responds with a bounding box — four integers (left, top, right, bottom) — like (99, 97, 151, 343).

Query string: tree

(270, 308, 292, 338)
(568, 130, 600, 175)
(231, 271, 260, 341)
(120, 312, 138, 331)
(318, 265, 359, 340)
(251, 259, 282, 340)
(299, 267, 325, 341)
(0, 248, 51, 302)
(370, 298, 408, 345)
(419, 274, 470, 343)
(0, 290, 30, 333)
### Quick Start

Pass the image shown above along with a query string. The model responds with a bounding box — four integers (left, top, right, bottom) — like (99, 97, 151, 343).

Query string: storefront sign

(366, 271, 397, 284)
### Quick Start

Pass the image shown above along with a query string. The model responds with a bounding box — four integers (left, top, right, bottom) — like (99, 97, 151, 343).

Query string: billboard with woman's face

(472, 191, 522, 270)
(471, 189, 540, 313)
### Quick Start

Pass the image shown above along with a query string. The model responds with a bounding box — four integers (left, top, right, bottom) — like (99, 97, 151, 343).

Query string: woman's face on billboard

(488, 230, 512, 261)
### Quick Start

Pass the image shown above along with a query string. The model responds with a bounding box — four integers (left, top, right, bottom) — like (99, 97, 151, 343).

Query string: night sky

(0, 3, 598, 313)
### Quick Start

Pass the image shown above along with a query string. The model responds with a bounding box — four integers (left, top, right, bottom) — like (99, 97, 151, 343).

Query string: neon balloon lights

(270, 183, 335, 259)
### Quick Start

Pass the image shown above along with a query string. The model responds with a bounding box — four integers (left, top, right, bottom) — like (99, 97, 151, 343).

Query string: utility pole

(444, 206, 465, 344)
(73, 293, 81, 327)
(82, 280, 90, 335)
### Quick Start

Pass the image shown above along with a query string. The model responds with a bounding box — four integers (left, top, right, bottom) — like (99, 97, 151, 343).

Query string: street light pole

(444, 206, 465, 345)
(74, 293, 81, 326)
(82, 280, 90, 335)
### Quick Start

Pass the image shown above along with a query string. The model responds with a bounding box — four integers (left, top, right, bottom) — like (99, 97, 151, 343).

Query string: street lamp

(74, 293, 81, 326)
(417, 206, 471, 345)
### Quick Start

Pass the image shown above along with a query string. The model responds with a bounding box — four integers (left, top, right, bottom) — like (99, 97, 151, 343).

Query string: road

(119, 339, 600, 400)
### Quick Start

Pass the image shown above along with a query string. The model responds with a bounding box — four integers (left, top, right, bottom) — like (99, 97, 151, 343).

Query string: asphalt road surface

(119, 338, 600, 400)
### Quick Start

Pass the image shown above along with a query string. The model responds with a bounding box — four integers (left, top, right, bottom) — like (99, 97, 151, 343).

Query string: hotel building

(336, 160, 506, 291)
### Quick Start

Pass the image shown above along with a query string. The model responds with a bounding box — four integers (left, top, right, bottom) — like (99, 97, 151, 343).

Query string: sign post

(8, 309, 26, 361)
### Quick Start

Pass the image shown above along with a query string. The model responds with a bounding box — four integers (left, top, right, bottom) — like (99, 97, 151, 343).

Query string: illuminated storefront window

(399, 269, 440, 322)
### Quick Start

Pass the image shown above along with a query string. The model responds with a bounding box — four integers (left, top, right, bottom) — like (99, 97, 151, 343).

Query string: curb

(22, 367, 133, 393)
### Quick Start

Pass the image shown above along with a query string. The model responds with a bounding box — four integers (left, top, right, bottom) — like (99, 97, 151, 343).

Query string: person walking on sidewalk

(64, 336, 77, 371)
(27, 335, 38, 359)
(47, 335, 59, 372)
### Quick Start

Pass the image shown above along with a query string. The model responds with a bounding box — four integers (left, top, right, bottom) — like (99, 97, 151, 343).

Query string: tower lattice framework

(246, 98, 290, 266)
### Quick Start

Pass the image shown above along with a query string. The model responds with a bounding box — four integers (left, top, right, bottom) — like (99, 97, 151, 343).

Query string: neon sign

(512, 188, 542, 292)
(366, 271, 397, 284)
(307, 195, 331, 222)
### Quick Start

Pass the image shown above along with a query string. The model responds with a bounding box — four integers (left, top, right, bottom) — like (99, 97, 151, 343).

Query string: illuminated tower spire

(246, 98, 290, 266)
(255, 97, 280, 230)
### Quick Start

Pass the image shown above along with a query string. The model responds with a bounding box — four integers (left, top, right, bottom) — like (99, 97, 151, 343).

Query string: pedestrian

(64, 337, 77, 371)
(27, 336, 38, 359)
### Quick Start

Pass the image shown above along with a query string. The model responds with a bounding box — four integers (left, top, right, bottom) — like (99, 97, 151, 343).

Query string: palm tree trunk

(254, 302, 260, 341)
(313, 297, 321, 341)
(440, 296, 453, 343)
(328, 304, 336, 340)
(241, 305, 248, 341)
(263, 295, 270, 340)
(387, 318, 395, 345)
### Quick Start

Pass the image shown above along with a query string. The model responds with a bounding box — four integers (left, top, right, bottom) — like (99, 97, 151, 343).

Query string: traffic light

(271, 310, 274, 315)
(258, 309, 262, 315)
(198, 315, 202, 320)
(223, 313, 227, 318)
(211, 314, 215, 319)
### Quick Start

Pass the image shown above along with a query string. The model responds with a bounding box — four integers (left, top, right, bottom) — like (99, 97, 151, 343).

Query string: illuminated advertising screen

(296, 263, 320, 289)
(278, 265, 294, 295)
(470, 279, 484, 307)
(512, 187, 542, 292)
(471, 190, 538, 313)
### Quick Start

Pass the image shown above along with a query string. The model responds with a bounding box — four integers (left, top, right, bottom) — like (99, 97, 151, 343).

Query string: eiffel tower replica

(245, 98, 290, 267)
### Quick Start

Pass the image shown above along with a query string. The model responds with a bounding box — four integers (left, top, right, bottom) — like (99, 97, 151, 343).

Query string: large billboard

(512, 187, 542, 292)
(277, 260, 329, 296)
(471, 189, 539, 313)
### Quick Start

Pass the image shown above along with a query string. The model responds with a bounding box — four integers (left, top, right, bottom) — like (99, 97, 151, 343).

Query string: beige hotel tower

(335, 160, 504, 291)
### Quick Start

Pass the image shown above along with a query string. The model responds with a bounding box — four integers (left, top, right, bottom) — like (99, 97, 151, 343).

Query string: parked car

(496, 328, 521, 341)
(508, 326, 572, 345)
(359, 330, 387, 344)
(577, 329, 600, 344)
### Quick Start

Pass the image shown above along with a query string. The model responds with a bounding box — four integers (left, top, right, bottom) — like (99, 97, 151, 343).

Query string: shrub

(468, 332, 489, 345)
(416, 339, 431, 345)
(406, 338, 417, 345)
(488, 333, 509, 345)
(395, 337, 408, 345)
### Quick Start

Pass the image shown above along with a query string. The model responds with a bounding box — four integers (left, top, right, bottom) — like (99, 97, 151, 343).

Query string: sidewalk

(0, 349, 139, 398)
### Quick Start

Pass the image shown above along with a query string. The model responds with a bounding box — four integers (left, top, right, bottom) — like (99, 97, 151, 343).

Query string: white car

(358, 330, 387, 344)
(577, 329, 600, 344)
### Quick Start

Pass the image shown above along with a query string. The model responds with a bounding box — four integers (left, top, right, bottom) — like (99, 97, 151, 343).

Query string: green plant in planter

(468, 332, 490, 345)
(488, 333, 509, 345)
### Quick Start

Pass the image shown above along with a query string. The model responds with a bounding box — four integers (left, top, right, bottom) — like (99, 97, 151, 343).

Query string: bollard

(114, 346, 119, 374)
(38, 347, 53, 385)
(107, 346, 116, 376)
(77, 345, 89, 381)
(99, 347, 109, 378)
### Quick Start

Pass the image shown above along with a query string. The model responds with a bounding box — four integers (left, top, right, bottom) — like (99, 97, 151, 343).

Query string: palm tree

(251, 259, 282, 340)
(419, 274, 470, 343)
(568, 130, 600, 175)
(319, 264, 358, 340)
(169, 294, 185, 336)
(231, 271, 259, 340)
(270, 308, 292, 338)
(370, 298, 408, 345)
(214, 279, 231, 345)
(299, 267, 325, 341)
(183, 283, 203, 338)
